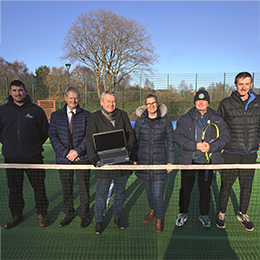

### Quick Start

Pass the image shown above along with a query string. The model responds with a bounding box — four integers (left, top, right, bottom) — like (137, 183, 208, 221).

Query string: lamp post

(65, 63, 71, 87)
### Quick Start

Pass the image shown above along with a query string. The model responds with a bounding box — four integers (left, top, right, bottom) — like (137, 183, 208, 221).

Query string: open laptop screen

(93, 130, 126, 152)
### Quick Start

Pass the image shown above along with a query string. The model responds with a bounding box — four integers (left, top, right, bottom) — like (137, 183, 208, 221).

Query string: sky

(0, 0, 260, 75)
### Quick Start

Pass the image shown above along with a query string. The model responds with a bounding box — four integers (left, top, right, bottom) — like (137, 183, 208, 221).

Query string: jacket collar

(188, 106, 218, 120)
(7, 94, 32, 109)
(135, 104, 168, 119)
(63, 104, 81, 114)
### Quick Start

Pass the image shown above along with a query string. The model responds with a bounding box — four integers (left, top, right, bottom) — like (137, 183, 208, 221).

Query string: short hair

(9, 80, 26, 91)
(235, 72, 253, 84)
(65, 86, 80, 97)
(100, 90, 117, 102)
(144, 93, 159, 105)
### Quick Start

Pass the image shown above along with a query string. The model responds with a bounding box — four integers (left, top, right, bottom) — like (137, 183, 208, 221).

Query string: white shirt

(67, 107, 76, 129)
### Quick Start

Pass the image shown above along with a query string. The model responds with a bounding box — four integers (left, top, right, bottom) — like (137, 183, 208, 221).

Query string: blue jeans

(95, 175, 128, 222)
(144, 180, 164, 219)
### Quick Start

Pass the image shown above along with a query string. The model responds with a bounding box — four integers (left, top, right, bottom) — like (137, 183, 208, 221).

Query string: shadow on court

(164, 173, 239, 260)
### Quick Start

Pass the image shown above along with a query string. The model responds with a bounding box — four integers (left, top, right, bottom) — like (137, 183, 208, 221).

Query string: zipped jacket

(49, 104, 91, 164)
(173, 107, 230, 164)
(132, 104, 175, 181)
(217, 90, 260, 153)
(0, 95, 49, 159)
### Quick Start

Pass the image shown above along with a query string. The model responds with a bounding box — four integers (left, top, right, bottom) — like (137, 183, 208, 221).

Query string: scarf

(100, 106, 117, 127)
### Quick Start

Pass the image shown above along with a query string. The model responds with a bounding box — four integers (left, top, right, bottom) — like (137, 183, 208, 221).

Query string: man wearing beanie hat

(173, 87, 230, 228)
(194, 88, 211, 105)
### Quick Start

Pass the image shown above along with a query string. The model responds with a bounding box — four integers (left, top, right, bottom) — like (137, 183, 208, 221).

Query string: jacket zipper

(17, 110, 21, 157)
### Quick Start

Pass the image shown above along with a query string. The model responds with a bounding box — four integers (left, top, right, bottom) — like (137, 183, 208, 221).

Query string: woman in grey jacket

(132, 94, 175, 232)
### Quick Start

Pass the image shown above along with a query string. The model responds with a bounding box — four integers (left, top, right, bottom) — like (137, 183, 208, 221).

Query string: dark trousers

(219, 152, 256, 214)
(5, 155, 49, 217)
(179, 168, 213, 216)
(59, 165, 90, 219)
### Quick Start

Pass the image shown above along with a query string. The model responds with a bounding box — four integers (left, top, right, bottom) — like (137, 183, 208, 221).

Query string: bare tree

(61, 8, 159, 98)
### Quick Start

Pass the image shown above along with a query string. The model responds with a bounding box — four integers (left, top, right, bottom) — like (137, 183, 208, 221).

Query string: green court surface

(0, 142, 259, 260)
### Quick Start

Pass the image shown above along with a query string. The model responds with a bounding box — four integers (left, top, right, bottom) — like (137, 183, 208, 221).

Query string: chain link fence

(1, 72, 260, 121)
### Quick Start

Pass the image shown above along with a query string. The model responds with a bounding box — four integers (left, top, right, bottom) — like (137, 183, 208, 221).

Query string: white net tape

(1, 163, 260, 170)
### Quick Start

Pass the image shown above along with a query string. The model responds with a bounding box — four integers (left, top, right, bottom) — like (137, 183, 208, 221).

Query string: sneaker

(199, 215, 211, 228)
(5, 215, 24, 229)
(176, 213, 188, 227)
(95, 222, 104, 234)
(114, 218, 126, 230)
(38, 215, 48, 227)
(236, 212, 254, 231)
(216, 212, 226, 229)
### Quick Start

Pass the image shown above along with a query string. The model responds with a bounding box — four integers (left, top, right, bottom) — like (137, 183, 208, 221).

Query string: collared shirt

(66, 107, 76, 130)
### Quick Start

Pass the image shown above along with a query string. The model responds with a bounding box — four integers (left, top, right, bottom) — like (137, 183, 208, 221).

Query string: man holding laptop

(86, 90, 135, 235)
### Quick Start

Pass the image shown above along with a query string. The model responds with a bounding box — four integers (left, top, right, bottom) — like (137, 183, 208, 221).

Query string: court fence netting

(0, 160, 259, 260)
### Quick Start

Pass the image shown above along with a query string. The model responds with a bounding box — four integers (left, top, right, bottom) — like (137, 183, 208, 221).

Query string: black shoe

(59, 216, 74, 227)
(114, 218, 126, 230)
(236, 212, 254, 231)
(95, 222, 104, 234)
(38, 214, 49, 227)
(5, 215, 24, 229)
(81, 217, 91, 228)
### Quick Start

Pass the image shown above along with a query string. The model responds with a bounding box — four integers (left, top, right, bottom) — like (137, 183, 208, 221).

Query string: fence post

(85, 76, 88, 110)
(5, 77, 8, 98)
(112, 77, 114, 91)
(223, 73, 226, 99)
(58, 76, 61, 109)
(195, 73, 197, 92)
(139, 75, 142, 106)
(167, 74, 169, 110)
(252, 72, 255, 91)
(32, 76, 35, 103)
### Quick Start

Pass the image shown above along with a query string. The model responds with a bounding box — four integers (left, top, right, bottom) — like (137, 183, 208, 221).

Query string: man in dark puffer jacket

(216, 72, 260, 231)
(49, 86, 91, 229)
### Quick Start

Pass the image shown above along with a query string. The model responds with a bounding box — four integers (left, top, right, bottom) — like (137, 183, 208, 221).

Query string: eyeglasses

(145, 102, 157, 107)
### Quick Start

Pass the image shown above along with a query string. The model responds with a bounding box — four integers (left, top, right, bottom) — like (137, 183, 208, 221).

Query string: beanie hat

(194, 88, 210, 104)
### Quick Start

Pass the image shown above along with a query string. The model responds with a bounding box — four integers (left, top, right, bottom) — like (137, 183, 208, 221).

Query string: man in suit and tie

(49, 86, 91, 228)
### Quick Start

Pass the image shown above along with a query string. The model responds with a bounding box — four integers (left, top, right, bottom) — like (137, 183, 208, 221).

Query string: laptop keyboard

(100, 150, 127, 159)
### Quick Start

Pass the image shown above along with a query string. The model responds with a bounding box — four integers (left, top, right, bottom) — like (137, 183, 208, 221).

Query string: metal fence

(1, 72, 260, 121)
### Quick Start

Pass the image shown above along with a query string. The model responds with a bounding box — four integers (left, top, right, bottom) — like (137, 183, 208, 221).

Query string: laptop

(93, 129, 130, 166)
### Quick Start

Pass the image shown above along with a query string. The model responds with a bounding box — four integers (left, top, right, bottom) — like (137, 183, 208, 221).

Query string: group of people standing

(0, 72, 258, 234)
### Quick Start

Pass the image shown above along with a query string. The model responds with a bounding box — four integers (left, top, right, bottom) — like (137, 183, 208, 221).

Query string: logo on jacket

(25, 113, 33, 119)
(199, 93, 205, 99)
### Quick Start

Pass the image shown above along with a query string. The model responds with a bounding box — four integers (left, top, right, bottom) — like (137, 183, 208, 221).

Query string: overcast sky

(0, 1, 260, 75)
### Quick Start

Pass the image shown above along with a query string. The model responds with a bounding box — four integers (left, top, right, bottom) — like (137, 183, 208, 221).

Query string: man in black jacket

(86, 90, 135, 234)
(174, 88, 230, 229)
(216, 72, 260, 231)
(0, 80, 49, 229)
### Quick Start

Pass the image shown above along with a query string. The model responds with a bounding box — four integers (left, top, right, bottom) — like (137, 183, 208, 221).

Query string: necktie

(70, 110, 74, 134)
